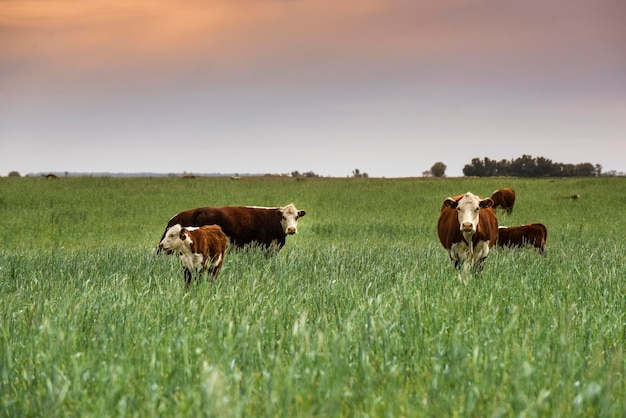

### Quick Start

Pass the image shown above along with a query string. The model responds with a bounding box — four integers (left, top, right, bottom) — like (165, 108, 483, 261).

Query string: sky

(1, 0, 625, 177)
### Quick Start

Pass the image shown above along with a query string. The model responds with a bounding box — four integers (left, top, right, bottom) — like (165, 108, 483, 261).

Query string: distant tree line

(462, 155, 602, 177)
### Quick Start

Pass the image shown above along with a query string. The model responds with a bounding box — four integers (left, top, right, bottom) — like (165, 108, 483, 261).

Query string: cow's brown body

(437, 192, 498, 270)
(497, 223, 547, 254)
(159, 224, 227, 286)
(156, 204, 305, 253)
(490, 188, 516, 215)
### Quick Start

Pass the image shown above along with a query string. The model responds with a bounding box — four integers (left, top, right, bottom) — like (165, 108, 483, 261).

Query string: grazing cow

(490, 188, 516, 215)
(497, 223, 547, 254)
(437, 192, 498, 270)
(155, 204, 306, 254)
(159, 224, 227, 286)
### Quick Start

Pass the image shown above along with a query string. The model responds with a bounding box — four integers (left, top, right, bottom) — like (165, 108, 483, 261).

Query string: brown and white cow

(155, 204, 306, 254)
(497, 223, 547, 254)
(437, 192, 498, 270)
(490, 188, 516, 215)
(159, 224, 227, 286)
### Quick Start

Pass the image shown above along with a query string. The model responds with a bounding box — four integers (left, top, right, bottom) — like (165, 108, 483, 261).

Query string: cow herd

(155, 188, 546, 286)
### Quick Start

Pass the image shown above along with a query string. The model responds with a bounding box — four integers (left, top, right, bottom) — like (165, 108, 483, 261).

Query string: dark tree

(463, 158, 484, 176)
(462, 155, 599, 177)
(430, 162, 447, 177)
(352, 169, 368, 178)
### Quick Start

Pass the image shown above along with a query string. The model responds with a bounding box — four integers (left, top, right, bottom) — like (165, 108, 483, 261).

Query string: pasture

(1, 176, 624, 417)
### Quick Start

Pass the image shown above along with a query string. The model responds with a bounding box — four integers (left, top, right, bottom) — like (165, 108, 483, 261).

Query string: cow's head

(444, 192, 493, 235)
(278, 204, 306, 235)
(159, 224, 190, 252)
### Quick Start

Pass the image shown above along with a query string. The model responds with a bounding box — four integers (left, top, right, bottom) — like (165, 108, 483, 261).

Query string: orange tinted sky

(2, 0, 625, 176)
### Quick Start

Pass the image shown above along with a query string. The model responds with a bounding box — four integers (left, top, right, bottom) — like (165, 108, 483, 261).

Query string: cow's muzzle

(461, 222, 474, 232)
(153, 244, 174, 256)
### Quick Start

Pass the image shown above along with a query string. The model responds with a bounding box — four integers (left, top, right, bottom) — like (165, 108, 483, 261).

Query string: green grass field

(1, 176, 625, 417)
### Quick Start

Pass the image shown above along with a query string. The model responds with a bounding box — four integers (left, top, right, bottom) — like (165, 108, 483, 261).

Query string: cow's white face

(445, 192, 493, 236)
(159, 224, 189, 252)
(279, 204, 306, 235)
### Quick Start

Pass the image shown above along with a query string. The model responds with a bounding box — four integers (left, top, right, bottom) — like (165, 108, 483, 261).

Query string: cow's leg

(196, 266, 209, 284)
(539, 242, 546, 255)
(474, 257, 487, 272)
(207, 266, 218, 282)
(206, 254, 222, 283)
(472, 241, 490, 271)
(184, 268, 192, 287)
(450, 242, 470, 270)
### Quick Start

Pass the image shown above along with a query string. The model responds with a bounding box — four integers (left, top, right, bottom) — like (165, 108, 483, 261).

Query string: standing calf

(497, 223, 547, 254)
(158, 224, 227, 286)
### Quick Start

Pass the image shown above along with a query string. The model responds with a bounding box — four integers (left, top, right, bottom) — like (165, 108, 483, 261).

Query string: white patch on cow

(450, 242, 472, 265)
(455, 193, 482, 234)
(160, 225, 204, 267)
(450, 240, 491, 270)
(180, 252, 203, 272)
(279, 203, 305, 235)
(159, 224, 185, 252)
(472, 240, 490, 262)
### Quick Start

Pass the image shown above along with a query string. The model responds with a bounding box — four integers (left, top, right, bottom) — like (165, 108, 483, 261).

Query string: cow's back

(497, 223, 547, 253)
(166, 206, 283, 248)
(189, 225, 227, 259)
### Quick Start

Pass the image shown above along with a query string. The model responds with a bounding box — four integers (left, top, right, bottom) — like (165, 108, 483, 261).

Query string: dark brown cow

(490, 188, 516, 215)
(155, 204, 306, 254)
(497, 223, 547, 254)
(437, 192, 498, 270)
(159, 224, 227, 286)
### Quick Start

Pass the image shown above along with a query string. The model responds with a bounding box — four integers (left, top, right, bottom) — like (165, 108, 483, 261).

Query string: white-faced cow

(490, 188, 516, 215)
(497, 223, 547, 254)
(437, 192, 498, 270)
(155, 204, 306, 254)
(159, 224, 227, 286)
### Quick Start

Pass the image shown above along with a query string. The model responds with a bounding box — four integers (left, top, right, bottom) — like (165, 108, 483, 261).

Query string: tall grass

(1, 176, 625, 416)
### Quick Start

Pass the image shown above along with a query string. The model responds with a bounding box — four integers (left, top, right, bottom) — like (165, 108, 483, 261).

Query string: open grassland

(1, 176, 625, 417)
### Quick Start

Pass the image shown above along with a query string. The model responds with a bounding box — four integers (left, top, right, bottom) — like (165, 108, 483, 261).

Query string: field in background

(1, 176, 624, 417)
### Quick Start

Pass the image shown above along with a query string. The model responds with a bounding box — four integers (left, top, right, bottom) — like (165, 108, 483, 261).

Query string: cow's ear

(180, 229, 187, 240)
(444, 198, 457, 209)
(298, 210, 306, 218)
(480, 198, 494, 209)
